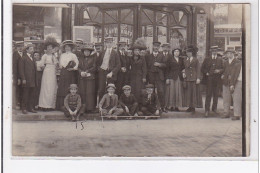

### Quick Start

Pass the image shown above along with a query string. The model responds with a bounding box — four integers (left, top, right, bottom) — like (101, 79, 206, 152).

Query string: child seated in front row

(99, 83, 124, 116)
(62, 84, 83, 121)
(119, 85, 139, 116)
(139, 84, 160, 116)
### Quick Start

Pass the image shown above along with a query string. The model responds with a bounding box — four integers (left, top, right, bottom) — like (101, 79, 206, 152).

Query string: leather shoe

(231, 116, 240, 120)
(22, 110, 28, 114)
(186, 107, 192, 112)
(175, 107, 180, 112)
(29, 109, 37, 113)
(205, 111, 209, 117)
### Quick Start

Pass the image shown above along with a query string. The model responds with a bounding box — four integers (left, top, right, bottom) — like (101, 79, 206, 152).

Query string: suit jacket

(166, 56, 184, 81)
(201, 55, 223, 77)
(141, 92, 160, 109)
(119, 93, 138, 108)
(78, 54, 97, 80)
(13, 51, 23, 84)
(18, 53, 37, 87)
(222, 58, 242, 86)
(118, 52, 130, 71)
(161, 52, 171, 78)
(146, 53, 166, 81)
(129, 55, 147, 79)
(99, 93, 119, 109)
(97, 49, 121, 80)
(183, 56, 201, 82)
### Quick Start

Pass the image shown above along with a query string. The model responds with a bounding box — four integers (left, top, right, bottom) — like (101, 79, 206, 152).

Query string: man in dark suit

(96, 37, 121, 99)
(18, 43, 37, 114)
(115, 41, 130, 97)
(221, 49, 242, 120)
(145, 41, 167, 112)
(94, 42, 103, 108)
(201, 46, 224, 117)
(13, 41, 24, 109)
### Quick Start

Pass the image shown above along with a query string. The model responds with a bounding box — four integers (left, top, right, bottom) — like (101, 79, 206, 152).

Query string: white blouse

(59, 52, 79, 70)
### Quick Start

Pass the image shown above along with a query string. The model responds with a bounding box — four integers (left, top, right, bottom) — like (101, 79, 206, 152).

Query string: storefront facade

(73, 3, 214, 62)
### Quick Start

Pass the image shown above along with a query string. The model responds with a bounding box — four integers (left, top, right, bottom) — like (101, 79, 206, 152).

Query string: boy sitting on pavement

(118, 85, 139, 116)
(62, 84, 83, 121)
(139, 84, 160, 117)
(99, 83, 124, 117)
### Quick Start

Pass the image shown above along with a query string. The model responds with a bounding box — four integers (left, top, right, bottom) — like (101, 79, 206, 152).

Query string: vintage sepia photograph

(11, 3, 250, 157)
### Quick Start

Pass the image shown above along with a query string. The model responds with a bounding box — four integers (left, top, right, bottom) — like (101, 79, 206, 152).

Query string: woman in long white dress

(38, 37, 59, 110)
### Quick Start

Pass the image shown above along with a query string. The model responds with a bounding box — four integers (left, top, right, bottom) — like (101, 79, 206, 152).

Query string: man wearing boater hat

(18, 42, 37, 114)
(145, 41, 167, 112)
(96, 37, 121, 99)
(201, 45, 224, 117)
(115, 41, 130, 97)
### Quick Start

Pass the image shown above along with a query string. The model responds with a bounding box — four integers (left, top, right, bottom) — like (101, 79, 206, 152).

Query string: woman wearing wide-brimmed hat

(165, 48, 185, 111)
(182, 45, 203, 113)
(128, 38, 147, 101)
(37, 36, 59, 110)
(56, 40, 79, 110)
(78, 44, 97, 113)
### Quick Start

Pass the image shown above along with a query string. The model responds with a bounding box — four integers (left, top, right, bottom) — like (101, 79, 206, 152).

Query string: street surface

(13, 117, 242, 157)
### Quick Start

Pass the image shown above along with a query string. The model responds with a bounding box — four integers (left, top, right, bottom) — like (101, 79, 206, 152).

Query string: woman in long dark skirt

(165, 48, 184, 111)
(56, 40, 79, 110)
(182, 45, 203, 113)
(78, 44, 97, 113)
(128, 39, 147, 102)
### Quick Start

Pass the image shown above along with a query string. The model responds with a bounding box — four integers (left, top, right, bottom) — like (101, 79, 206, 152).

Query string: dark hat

(172, 48, 182, 54)
(210, 45, 219, 51)
(44, 36, 59, 49)
(145, 84, 154, 89)
(161, 43, 170, 47)
(69, 84, 78, 90)
(61, 40, 75, 47)
(184, 45, 198, 53)
(106, 83, 116, 90)
(75, 39, 84, 44)
(122, 85, 131, 90)
(129, 38, 147, 50)
(153, 41, 161, 46)
(117, 41, 127, 46)
(81, 44, 94, 52)
(95, 42, 103, 47)
(224, 48, 236, 54)
(104, 37, 114, 42)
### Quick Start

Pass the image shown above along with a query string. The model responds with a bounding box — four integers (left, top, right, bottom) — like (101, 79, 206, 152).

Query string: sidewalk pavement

(13, 97, 229, 121)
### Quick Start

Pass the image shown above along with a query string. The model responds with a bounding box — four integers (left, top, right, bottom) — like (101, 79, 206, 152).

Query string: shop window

(156, 12, 167, 26)
(230, 37, 241, 42)
(104, 24, 118, 45)
(141, 9, 154, 25)
(104, 10, 118, 24)
(142, 25, 153, 52)
(121, 9, 133, 25)
(93, 26, 102, 43)
(120, 24, 133, 44)
(157, 26, 167, 44)
(170, 28, 186, 50)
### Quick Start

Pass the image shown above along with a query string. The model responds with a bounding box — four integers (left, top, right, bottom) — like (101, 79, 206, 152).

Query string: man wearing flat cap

(221, 48, 242, 120)
(201, 45, 224, 117)
(145, 41, 167, 112)
(13, 41, 24, 108)
(18, 43, 37, 114)
(115, 41, 130, 96)
(96, 37, 121, 98)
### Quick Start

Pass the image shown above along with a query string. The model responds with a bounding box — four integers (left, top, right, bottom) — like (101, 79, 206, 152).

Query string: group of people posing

(12, 36, 242, 121)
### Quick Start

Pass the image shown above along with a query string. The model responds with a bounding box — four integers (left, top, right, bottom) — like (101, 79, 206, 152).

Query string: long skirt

(165, 78, 183, 108)
(183, 81, 203, 108)
(130, 75, 145, 101)
(79, 78, 96, 111)
(56, 68, 76, 110)
(39, 65, 57, 109)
